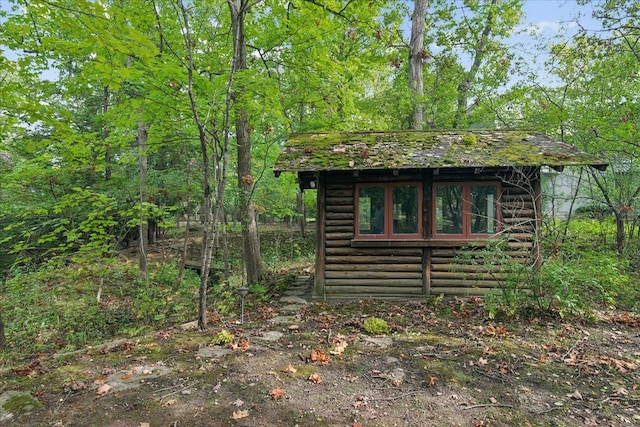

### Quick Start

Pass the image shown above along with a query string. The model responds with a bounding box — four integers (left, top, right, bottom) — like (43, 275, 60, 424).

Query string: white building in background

(541, 166, 592, 219)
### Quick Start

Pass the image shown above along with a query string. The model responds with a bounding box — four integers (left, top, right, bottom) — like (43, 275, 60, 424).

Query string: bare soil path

(2, 291, 639, 426)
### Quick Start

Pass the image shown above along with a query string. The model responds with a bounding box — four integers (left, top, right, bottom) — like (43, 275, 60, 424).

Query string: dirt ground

(2, 296, 640, 427)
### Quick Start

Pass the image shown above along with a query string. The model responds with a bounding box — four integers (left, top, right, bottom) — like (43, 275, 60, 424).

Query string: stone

(253, 331, 284, 342)
(197, 346, 233, 359)
(279, 296, 308, 305)
(364, 336, 393, 348)
(0, 391, 43, 423)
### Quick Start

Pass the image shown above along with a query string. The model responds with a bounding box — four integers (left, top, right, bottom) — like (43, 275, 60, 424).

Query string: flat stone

(364, 336, 393, 348)
(268, 315, 298, 325)
(279, 296, 308, 305)
(391, 368, 405, 382)
(253, 331, 284, 342)
(281, 304, 307, 312)
(105, 364, 173, 391)
(197, 345, 232, 359)
(178, 320, 199, 331)
(0, 391, 43, 423)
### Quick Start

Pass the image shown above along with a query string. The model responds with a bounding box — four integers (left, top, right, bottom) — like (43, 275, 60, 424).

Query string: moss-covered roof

(274, 130, 607, 173)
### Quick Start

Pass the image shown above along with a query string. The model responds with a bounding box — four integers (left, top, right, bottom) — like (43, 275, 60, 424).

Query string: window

(356, 183, 422, 239)
(434, 183, 499, 238)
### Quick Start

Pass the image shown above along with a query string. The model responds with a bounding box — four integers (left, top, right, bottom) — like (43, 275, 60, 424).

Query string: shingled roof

(274, 130, 607, 173)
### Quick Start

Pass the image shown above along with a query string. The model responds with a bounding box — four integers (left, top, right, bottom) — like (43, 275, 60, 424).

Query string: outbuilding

(274, 130, 607, 299)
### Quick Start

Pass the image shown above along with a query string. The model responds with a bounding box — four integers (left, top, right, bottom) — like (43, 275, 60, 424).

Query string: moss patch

(0, 391, 43, 419)
(274, 130, 606, 173)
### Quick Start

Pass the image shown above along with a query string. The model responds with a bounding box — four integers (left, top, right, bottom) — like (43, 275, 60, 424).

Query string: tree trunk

(177, 0, 216, 330)
(229, 0, 263, 284)
(174, 152, 192, 291)
(452, 0, 497, 128)
(615, 211, 625, 255)
(0, 310, 5, 352)
(138, 116, 149, 278)
(409, 0, 428, 130)
(297, 188, 305, 238)
(103, 86, 112, 181)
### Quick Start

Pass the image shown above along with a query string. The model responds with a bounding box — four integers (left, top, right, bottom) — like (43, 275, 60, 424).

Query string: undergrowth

(483, 218, 640, 320)
(0, 226, 315, 365)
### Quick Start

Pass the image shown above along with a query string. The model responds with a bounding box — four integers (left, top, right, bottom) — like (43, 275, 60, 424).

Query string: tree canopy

(1, 0, 639, 278)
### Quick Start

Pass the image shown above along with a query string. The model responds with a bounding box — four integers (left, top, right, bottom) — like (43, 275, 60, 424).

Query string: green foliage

(0, 262, 198, 361)
(212, 330, 234, 345)
(363, 317, 390, 335)
(480, 220, 639, 320)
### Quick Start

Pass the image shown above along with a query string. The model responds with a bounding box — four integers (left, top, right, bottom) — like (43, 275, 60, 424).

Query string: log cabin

(273, 130, 607, 299)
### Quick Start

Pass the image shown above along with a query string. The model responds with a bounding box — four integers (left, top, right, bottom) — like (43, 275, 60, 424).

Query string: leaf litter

(3, 298, 640, 426)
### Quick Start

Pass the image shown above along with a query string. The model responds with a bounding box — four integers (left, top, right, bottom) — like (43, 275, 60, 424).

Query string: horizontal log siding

(321, 176, 424, 299)
(428, 174, 537, 295)
(315, 169, 539, 299)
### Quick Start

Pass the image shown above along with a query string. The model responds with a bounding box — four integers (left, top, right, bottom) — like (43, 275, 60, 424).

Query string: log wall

(319, 175, 424, 298)
(314, 169, 539, 299)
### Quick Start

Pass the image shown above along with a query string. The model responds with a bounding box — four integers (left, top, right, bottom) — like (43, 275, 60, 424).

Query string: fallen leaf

(567, 390, 583, 400)
(162, 399, 176, 406)
(140, 423, 150, 427)
(232, 410, 249, 420)
(269, 387, 286, 400)
(428, 376, 438, 386)
(308, 372, 322, 384)
(96, 383, 112, 396)
(477, 357, 488, 366)
(613, 387, 628, 396)
(120, 374, 132, 380)
(232, 399, 244, 407)
(310, 349, 331, 365)
(283, 364, 297, 374)
(329, 340, 348, 355)
(489, 397, 498, 404)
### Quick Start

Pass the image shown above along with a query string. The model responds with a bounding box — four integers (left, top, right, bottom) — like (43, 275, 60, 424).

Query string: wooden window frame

(432, 182, 501, 239)
(355, 182, 423, 240)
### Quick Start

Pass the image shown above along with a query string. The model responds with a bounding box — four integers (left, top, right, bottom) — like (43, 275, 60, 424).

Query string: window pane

(436, 185, 462, 234)
(392, 185, 419, 234)
(471, 185, 497, 234)
(358, 186, 385, 235)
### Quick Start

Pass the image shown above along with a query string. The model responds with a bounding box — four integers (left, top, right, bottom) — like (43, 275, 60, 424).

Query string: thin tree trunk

(103, 86, 112, 181)
(409, 0, 428, 130)
(0, 310, 5, 352)
(177, 0, 215, 330)
(297, 188, 305, 238)
(138, 116, 149, 279)
(174, 154, 192, 291)
(615, 212, 625, 255)
(452, 0, 497, 128)
(229, 0, 263, 284)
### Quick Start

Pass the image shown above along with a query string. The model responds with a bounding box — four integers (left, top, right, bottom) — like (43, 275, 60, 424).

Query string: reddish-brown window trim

(432, 182, 501, 239)
(355, 182, 423, 240)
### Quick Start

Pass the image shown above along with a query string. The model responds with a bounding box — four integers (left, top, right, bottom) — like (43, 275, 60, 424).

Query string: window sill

(351, 239, 490, 248)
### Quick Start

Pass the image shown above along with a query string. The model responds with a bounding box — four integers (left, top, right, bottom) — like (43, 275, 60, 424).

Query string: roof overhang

(274, 130, 608, 176)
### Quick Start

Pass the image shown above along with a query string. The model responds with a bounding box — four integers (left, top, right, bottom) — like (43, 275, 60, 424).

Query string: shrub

(363, 317, 390, 335)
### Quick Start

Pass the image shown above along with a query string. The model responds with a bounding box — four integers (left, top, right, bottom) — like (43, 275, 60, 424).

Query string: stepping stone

(364, 336, 393, 348)
(105, 364, 173, 391)
(279, 296, 308, 305)
(281, 304, 307, 312)
(268, 315, 298, 325)
(253, 331, 283, 342)
(197, 345, 233, 359)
